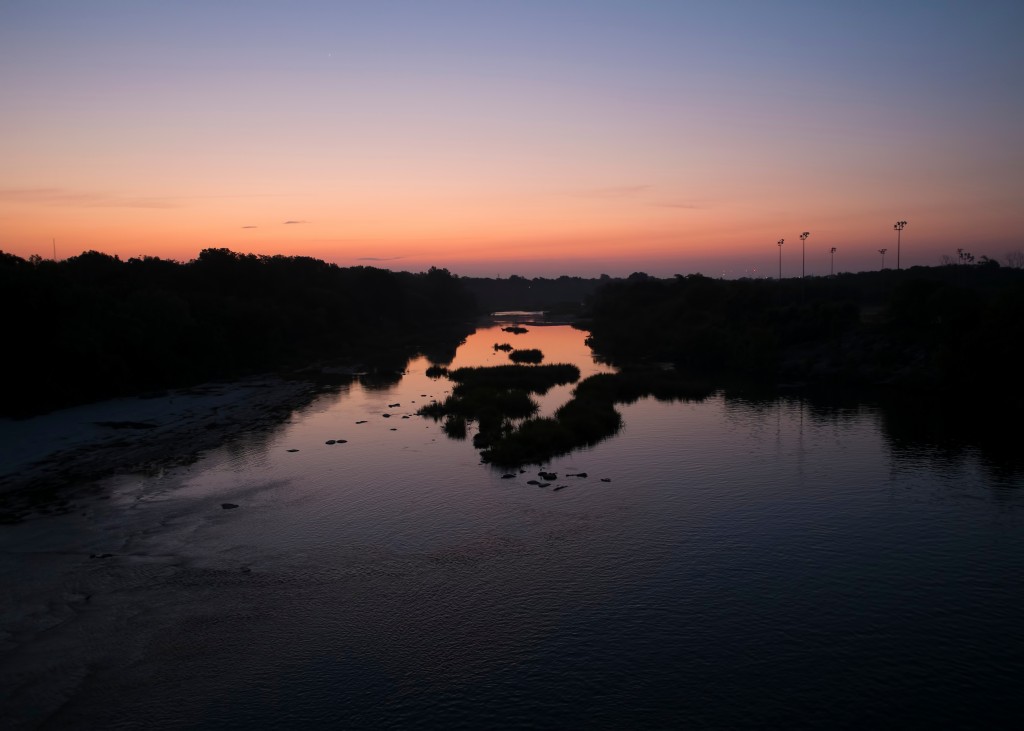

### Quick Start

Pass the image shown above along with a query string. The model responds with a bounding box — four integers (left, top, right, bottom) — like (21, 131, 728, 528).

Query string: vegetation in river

(418, 363, 581, 457)
(479, 396, 622, 467)
(493, 342, 513, 351)
(447, 364, 580, 393)
(420, 386, 539, 423)
(421, 357, 715, 467)
(508, 348, 544, 364)
(479, 369, 715, 468)
(426, 365, 449, 379)
(442, 415, 468, 440)
(501, 326, 529, 334)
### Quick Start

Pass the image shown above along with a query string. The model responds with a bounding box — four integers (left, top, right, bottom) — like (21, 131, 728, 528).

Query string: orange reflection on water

(447, 322, 614, 378)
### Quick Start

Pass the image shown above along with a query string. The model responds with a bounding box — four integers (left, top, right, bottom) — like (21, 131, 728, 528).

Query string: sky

(1, 1, 1022, 278)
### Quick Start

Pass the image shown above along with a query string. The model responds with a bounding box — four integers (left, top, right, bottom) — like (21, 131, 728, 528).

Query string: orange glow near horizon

(2, 3, 1021, 277)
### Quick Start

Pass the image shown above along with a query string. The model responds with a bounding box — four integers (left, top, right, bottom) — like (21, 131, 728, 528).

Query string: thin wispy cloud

(576, 185, 652, 199)
(241, 225, 258, 229)
(283, 220, 307, 225)
(357, 256, 406, 261)
(0, 187, 180, 209)
(656, 201, 709, 210)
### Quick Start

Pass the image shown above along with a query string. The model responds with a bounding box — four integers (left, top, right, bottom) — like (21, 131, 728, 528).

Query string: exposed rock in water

(221, 503, 239, 509)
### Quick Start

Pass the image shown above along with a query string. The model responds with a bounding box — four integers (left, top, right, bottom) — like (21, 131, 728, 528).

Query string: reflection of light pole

(800, 232, 810, 278)
(894, 220, 907, 270)
(879, 248, 887, 269)
(830, 247, 837, 276)
(777, 239, 784, 279)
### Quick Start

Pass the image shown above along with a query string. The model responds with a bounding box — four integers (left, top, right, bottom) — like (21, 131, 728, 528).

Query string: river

(2, 321, 1022, 729)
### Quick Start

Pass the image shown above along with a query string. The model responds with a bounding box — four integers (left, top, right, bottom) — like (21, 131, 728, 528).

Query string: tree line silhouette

(5, 247, 1021, 417)
(1, 249, 475, 416)
(581, 265, 1024, 401)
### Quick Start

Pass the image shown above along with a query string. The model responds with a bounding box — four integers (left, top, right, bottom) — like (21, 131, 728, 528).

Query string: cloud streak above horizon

(0, 187, 181, 209)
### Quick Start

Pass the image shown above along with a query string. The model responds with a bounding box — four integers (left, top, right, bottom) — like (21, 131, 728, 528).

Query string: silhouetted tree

(0, 249, 476, 416)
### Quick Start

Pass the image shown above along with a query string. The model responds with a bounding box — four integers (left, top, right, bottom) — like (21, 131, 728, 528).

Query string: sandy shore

(0, 376, 329, 512)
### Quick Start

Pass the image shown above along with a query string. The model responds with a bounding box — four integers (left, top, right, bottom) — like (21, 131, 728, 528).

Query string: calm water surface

(3, 324, 1023, 729)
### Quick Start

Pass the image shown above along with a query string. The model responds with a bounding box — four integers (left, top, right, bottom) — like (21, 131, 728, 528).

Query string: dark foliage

(420, 363, 580, 450)
(462, 274, 611, 314)
(1, 250, 477, 416)
(421, 386, 539, 422)
(583, 267, 1024, 401)
(420, 358, 714, 468)
(480, 369, 713, 467)
(446, 364, 580, 393)
(508, 348, 544, 364)
(441, 415, 468, 440)
(425, 365, 450, 379)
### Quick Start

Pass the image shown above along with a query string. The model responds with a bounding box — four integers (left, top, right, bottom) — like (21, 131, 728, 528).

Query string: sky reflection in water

(10, 324, 1022, 729)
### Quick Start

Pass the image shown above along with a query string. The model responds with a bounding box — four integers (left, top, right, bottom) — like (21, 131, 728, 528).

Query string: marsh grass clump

(493, 342, 513, 351)
(419, 363, 579, 458)
(427, 366, 711, 467)
(425, 365, 449, 379)
(418, 401, 448, 419)
(502, 326, 528, 334)
(418, 362, 704, 468)
(442, 415, 468, 439)
(478, 370, 711, 467)
(447, 386, 539, 419)
(508, 348, 543, 364)
(554, 396, 622, 441)
(419, 384, 538, 448)
(447, 364, 579, 394)
(480, 417, 567, 466)
(419, 387, 537, 421)
(481, 400, 623, 468)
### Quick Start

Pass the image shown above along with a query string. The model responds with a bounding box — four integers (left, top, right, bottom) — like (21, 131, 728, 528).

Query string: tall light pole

(800, 231, 810, 278)
(893, 220, 907, 270)
(777, 239, 784, 280)
(830, 247, 837, 276)
(879, 248, 887, 269)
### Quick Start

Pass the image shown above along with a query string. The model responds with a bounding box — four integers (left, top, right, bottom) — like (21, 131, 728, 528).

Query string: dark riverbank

(1, 249, 476, 418)
(580, 264, 1024, 404)
(0, 376, 324, 515)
